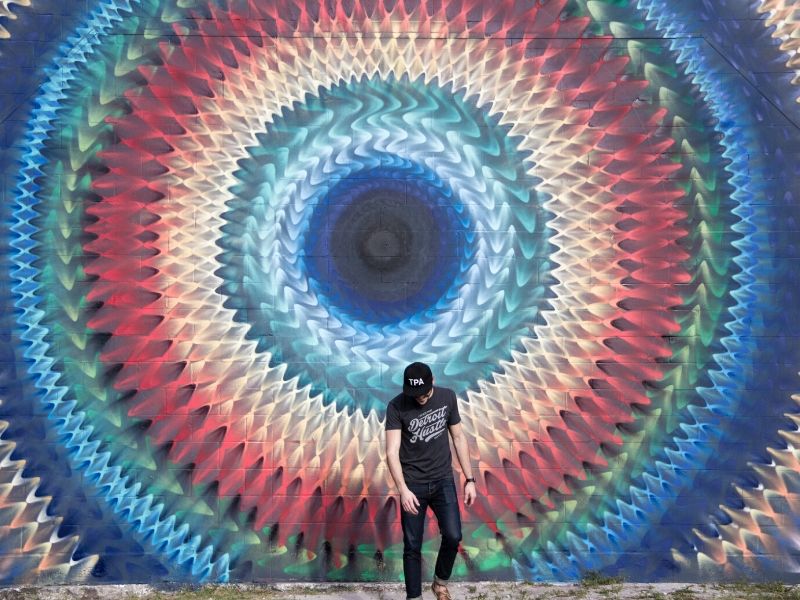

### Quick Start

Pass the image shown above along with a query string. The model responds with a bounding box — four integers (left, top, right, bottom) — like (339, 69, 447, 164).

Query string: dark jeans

(400, 477, 462, 599)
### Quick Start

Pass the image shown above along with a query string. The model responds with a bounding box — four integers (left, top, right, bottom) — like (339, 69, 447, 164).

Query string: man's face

(415, 387, 434, 406)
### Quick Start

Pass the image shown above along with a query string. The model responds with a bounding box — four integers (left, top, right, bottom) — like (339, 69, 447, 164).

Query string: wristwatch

(464, 477, 476, 485)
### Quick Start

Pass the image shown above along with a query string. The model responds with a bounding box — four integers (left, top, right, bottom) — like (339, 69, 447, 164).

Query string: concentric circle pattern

(215, 73, 546, 414)
(0, 0, 799, 586)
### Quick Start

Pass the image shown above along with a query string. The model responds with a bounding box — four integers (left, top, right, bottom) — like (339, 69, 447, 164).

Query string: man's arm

(386, 428, 420, 515)
(448, 422, 477, 506)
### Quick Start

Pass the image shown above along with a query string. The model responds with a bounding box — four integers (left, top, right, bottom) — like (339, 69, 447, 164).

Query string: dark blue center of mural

(304, 164, 464, 324)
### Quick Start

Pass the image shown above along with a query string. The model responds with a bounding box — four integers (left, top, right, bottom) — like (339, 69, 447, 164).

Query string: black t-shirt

(385, 386, 461, 484)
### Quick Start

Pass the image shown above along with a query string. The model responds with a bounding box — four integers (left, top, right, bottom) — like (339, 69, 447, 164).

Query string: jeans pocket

(441, 479, 458, 504)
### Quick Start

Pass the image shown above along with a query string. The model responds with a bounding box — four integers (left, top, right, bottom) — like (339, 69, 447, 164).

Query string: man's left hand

(464, 481, 476, 507)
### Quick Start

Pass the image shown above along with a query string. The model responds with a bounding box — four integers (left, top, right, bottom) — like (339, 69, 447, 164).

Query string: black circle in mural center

(304, 165, 465, 324)
(359, 226, 404, 269)
(359, 225, 410, 271)
(330, 189, 440, 301)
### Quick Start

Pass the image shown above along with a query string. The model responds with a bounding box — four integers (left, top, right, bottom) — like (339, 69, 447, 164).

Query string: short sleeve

(385, 400, 402, 430)
(447, 391, 461, 426)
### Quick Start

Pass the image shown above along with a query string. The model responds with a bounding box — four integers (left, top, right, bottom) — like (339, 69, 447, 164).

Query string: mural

(0, 0, 799, 586)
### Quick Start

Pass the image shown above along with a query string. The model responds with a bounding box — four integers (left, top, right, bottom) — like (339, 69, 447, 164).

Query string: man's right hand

(400, 488, 420, 515)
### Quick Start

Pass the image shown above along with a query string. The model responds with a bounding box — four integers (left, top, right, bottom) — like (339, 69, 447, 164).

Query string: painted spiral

(0, 0, 799, 585)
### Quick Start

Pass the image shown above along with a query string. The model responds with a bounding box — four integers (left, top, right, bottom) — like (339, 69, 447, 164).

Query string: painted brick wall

(1, 0, 799, 585)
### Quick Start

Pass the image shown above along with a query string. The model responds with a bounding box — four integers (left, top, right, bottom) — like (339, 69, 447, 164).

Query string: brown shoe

(431, 581, 452, 600)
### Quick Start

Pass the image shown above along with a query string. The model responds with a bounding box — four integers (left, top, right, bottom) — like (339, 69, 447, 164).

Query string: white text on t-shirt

(408, 405, 448, 444)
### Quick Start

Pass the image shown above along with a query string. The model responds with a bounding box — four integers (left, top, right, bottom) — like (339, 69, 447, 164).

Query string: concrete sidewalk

(1, 582, 799, 600)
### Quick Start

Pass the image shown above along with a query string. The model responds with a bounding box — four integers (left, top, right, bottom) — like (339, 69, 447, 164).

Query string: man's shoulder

(433, 386, 457, 400)
(387, 393, 406, 410)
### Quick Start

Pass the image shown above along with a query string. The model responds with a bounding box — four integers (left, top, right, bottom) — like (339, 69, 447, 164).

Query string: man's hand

(464, 481, 477, 507)
(400, 488, 420, 515)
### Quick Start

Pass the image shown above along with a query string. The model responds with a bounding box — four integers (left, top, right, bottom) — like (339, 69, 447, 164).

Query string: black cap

(403, 362, 433, 397)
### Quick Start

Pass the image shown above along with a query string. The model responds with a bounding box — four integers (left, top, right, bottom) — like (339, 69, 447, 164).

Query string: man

(385, 362, 477, 600)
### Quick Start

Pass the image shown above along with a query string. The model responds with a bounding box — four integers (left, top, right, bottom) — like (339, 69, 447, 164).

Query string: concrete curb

(0, 582, 797, 600)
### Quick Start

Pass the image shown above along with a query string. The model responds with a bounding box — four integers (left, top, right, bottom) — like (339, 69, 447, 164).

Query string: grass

(144, 586, 281, 600)
(632, 590, 669, 600)
(581, 572, 626, 588)
(713, 582, 800, 599)
(669, 587, 701, 600)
